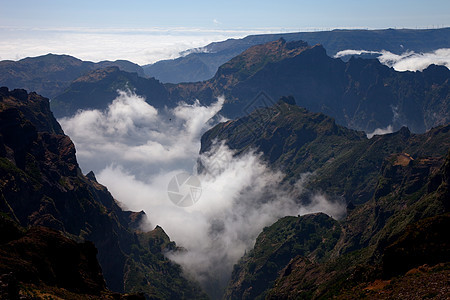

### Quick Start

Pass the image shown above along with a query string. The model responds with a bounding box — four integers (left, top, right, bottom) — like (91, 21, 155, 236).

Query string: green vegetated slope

(0, 87, 206, 299)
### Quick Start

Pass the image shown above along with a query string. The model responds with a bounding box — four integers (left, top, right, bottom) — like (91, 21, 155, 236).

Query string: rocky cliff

(0, 87, 206, 299)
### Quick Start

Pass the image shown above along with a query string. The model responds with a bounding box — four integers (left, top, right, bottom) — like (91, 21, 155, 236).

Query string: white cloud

(60, 91, 346, 297)
(334, 49, 380, 57)
(366, 125, 394, 138)
(335, 48, 450, 72)
(59, 91, 224, 176)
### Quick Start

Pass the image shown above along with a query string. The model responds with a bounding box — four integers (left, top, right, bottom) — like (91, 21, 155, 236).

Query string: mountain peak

(214, 38, 311, 82)
(0, 87, 64, 134)
(86, 171, 98, 182)
(277, 95, 296, 106)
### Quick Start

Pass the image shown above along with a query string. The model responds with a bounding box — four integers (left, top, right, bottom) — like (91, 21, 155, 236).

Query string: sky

(0, 0, 449, 64)
(1, 0, 449, 29)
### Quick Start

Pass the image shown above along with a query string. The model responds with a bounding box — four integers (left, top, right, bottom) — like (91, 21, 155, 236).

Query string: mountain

(172, 38, 450, 133)
(201, 97, 450, 205)
(144, 27, 450, 83)
(204, 97, 450, 299)
(0, 87, 206, 299)
(0, 54, 146, 99)
(50, 66, 171, 118)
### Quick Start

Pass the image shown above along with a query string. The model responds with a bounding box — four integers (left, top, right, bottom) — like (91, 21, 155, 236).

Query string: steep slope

(201, 97, 450, 204)
(224, 213, 341, 300)
(50, 66, 170, 118)
(0, 54, 145, 98)
(144, 27, 450, 83)
(171, 38, 450, 133)
(0, 87, 206, 299)
(264, 151, 450, 299)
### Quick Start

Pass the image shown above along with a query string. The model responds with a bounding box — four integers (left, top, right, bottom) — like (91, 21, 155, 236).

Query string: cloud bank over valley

(59, 91, 346, 295)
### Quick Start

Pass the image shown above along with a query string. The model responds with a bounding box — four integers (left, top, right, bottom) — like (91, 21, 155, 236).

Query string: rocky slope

(0, 87, 206, 299)
(214, 99, 450, 299)
(144, 27, 450, 83)
(0, 54, 145, 99)
(171, 38, 450, 133)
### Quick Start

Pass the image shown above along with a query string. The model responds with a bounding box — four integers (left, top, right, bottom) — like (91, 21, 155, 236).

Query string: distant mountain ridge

(144, 27, 450, 83)
(46, 38, 449, 135)
(0, 53, 146, 98)
(171, 38, 450, 133)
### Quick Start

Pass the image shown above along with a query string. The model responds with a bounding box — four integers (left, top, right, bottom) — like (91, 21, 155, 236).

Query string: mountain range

(143, 27, 450, 83)
(46, 38, 450, 134)
(171, 38, 449, 133)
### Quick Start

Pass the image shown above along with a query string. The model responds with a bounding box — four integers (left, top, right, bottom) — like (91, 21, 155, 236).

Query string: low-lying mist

(60, 91, 346, 298)
(335, 48, 450, 71)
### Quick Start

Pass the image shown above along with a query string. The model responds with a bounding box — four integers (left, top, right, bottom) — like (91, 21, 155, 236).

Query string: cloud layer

(335, 48, 450, 71)
(60, 91, 346, 297)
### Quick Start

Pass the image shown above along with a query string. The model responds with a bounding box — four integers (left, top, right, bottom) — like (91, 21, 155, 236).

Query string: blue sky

(0, 0, 449, 64)
(1, 0, 449, 30)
